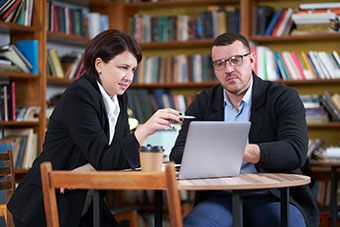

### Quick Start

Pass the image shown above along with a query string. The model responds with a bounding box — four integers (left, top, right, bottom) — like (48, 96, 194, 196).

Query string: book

(321, 91, 340, 121)
(331, 94, 340, 113)
(3, 128, 38, 169)
(299, 2, 340, 9)
(0, 44, 32, 73)
(255, 5, 275, 36)
(275, 8, 294, 36)
(264, 9, 282, 36)
(16, 40, 38, 74)
(0, 0, 20, 21)
(48, 48, 65, 78)
(271, 8, 288, 36)
(300, 51, 317, 80)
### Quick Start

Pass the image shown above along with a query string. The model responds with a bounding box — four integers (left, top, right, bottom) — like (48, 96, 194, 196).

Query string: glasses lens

(213, 60, 226, 70)
(229, 55, 243, 66)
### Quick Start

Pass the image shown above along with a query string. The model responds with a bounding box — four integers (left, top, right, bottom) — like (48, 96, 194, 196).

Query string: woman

(8, 29, 181, 227)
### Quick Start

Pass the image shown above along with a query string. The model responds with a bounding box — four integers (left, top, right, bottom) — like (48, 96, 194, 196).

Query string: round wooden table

(176, 173, 311, 227)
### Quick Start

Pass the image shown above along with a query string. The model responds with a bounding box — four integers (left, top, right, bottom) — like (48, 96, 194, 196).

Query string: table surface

(177, 173, 310, 190)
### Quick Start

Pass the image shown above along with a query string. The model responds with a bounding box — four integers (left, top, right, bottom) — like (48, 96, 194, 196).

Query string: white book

(300, 2, 340, 9)
(64, 7, 70, 35)
(264, 48, 277, 81)
(256, 46, 265, 80)
(292, 12, 337, 24)
(88, 12, 101, 39)
(332, 51, 340, 68)
(325, 52, 340, 78)
(276, 8, 293, 36)
(176, 94, 186, 113)
(309, 51, 326, 79)
(316, 52, 332, 79)
(193, 54, 202, 82)
(0, 44, 32, 73)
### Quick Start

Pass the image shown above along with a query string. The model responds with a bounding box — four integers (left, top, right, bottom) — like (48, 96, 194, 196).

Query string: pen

(179, 115, 196, 119)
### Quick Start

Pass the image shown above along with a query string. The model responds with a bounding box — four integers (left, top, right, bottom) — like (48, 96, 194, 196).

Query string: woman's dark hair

(81, 29, 142, 81)
(210, 32, 250, 53)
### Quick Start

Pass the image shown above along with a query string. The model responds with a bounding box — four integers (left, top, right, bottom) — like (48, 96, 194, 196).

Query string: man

(170, 33, 319, 227)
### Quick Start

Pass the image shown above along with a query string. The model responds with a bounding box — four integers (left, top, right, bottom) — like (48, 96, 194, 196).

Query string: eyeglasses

(212, 53, 251, 70)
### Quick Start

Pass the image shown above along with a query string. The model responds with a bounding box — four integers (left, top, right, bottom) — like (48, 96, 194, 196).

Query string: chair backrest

(40, 161, 183, 227)
(0, 149, 16, 227)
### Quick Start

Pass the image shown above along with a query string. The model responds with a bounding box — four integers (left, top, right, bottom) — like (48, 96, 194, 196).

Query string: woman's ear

(94, 57, 103, 74)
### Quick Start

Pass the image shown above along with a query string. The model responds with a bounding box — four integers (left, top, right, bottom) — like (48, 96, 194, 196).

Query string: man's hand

(60, 163, 96, 194)
(243, 144, 260, 164)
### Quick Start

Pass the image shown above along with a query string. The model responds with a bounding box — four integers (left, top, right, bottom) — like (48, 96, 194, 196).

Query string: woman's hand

(135, 108, 180, 145)
(60, 163, 96, 194)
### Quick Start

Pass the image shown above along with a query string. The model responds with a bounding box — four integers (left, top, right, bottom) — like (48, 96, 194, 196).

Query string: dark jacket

(8, 74, 140, 226)
(170, 73, 319, 227)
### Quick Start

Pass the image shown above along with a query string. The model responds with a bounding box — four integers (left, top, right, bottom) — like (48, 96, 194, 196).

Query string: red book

(1, 0, 20, 20)
(11, 81, 15, 121)
(271, 9, 287, 36)
(250, 46, 257, 75)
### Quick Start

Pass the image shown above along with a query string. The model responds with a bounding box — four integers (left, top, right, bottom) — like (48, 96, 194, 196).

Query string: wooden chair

(41, 161, 183, 227)
(0, 149, 15, 227)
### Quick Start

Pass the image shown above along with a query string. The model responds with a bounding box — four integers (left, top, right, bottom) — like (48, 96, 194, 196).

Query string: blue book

(16, 40, 38, 74)
(264, 10, 282, 36)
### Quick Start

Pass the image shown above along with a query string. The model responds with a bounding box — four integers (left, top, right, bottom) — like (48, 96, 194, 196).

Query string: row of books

(0, 128, 39, 169)
(47, 48, 83, 79)
(129, 6, 240, 43)
(0, 80, 41, 122)
(252, 46, 340, 81)
(312, 180, 340, 207)
(0, 40, 38, 74)
(0, 0, 34, 26)
(48, 1, 109, 38)
(255, 2, 340, 36)
(133, 54, 215, 84)
(127, 88, 195, 123)
(301, 92, 340, 123)
(0, 80, 15, 121)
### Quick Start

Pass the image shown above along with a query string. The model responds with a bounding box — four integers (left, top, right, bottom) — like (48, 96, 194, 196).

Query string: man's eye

(230, 57, 241, 64)
(215, 61, 224, 67)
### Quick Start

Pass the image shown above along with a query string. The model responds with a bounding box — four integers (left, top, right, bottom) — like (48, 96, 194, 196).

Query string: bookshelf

(1, 0, 340, 223)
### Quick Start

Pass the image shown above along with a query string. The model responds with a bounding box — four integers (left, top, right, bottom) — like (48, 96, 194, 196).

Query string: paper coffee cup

(139, 145, 164, 172)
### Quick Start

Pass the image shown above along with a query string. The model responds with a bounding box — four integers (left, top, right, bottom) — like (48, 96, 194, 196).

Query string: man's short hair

(211, 33, 250, 53)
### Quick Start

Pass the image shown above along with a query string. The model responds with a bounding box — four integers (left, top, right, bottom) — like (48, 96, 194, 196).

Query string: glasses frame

(212, 53, 251, 70)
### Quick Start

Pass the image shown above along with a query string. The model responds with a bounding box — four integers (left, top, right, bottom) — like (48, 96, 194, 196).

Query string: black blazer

(8, 74, 140, 226)
(170, 73, 319, 227)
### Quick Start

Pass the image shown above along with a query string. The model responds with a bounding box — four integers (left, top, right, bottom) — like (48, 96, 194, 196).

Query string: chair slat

(0, 181, 13, 190)
(0, 153, 10, 160)
(0, 167, 11, 175)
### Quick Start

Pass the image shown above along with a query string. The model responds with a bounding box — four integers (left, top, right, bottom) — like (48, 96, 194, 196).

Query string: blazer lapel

(209, 85, 225, 121)
(249, 73, 265, 143)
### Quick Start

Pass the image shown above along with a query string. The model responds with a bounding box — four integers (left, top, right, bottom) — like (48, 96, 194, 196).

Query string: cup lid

(141, 144, 164, 152)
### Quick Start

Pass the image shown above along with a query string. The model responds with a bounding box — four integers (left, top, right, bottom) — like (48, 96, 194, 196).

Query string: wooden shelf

(140, 39, 214, 49)
(250, 33, 340, 43)
(308, 122, 340, 128)
(131, 81, 218, 88)
(276, 78, 340, 86)
(0, 21, 39, 34)
(47, 31, 91, 46)
(0, 71, 40, 79)
(0, 121, 40, 126)
(125, 0, 239, 9)
(47, 76, 75, 86)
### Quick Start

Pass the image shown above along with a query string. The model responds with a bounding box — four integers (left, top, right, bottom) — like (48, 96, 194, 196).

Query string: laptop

(178, 121, 251, 180)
